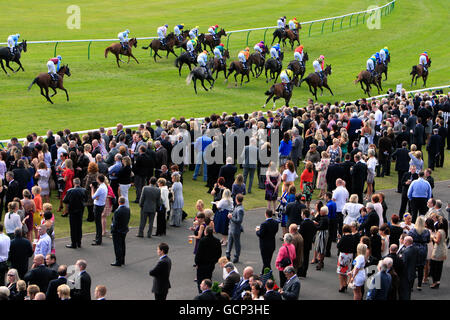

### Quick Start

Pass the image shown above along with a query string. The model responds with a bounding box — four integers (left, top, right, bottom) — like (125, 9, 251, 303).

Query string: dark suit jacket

(71, 271, 91, 301)
(139, 185, 161, 213)
(63, 186, 87, 212)
(194, 290, 217, 300)
(149, 255, 172, 295)
(281, 275, 300, 300)
(360, 210, 380, 236)
(401, 171, 419, 194)
(391, 147, 410, 172)
(264, 290, 283, 300)
(299, 219, 316, 251)
(5, 180, 21, 205)
(46, 277, 67, 301)
(8, 237, 33, 275)
(111, 205, 130, 234)
(326, 163, 346, 192)
(396, 131, 410, 147)
(218, 164, 237, 190)
(413, 124, 425, 145)
(284, 201, 305, 228)
(232, 278, 251, 300)
(351, 161, 367, 193)
(195, 234, 222, 266)
(222, 271, 240, 296)
(401, 245, 417, 283)
(23, 265, 58, 293)
(155, 147, 168, 168)
(12, 168, 30, 193)
(133, 152, 154, 178)
(256, 218, 279, 253)
(427, 134, 441, 155)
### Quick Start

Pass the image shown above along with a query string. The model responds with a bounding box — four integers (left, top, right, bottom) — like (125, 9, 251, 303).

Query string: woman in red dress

(59, 159, 74, 216)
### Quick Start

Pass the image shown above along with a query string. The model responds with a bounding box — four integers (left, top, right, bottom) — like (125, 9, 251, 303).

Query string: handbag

(279, 246, 292, 268)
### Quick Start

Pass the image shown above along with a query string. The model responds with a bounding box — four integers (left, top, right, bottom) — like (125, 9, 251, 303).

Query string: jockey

(189, 26, 199, 39)
(197, 50, 209, 74)
(157, 24, 168, 46)
(208, 24, 219, 40)
(174, 24, 184, 41)
(254, 41, 265, 59)
(374, 52, 381, 64)
(214, 43, 225, 66)
(288, 17, 300, 36)
(294, 45, 304, 67)
(47, 55, 62, 82)
(118, 29, 130, 51)
(313, 55, 325, 82)
(238, 47, 250, 70)
(367, 54, 377, 76)
(186, 38, 197, 59)
(379, 46, 389, 65)
(7, 33, 20, 57)
(270, 43, 282, 68)
(419, 52, 430, 72)
(280, 67, 294, 93)
(277, 16, 286, 29)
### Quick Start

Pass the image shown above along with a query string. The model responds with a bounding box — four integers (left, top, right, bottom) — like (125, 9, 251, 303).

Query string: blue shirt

(279, 140, 292, 157)
(407, 178, 432, 200)
(194, 135, 212, 152)
(326, 200, 337, 220)
(35, 233, 52, 257)
(92, 183, 108, 206)
(108, 161, 122, 180)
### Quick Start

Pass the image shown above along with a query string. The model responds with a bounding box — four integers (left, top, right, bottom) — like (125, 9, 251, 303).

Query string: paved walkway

(54, 181, 450, 300)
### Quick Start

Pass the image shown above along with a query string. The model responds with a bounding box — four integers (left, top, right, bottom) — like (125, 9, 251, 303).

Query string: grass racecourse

(1, 0, 449, 237)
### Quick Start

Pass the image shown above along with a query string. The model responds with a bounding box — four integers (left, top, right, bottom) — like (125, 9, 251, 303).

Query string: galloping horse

(248, 45, 268, 78)
(263, 78, 298, 109)
(226, 60, 250, 86)
(203, 29, 226, 52)
(208, 49, 230, 79)
(410, 60, 431, 87)
(0, 40, 27, 75)
(287, 51, 309, 84)
(175, 52, 198, 76)
(186, 67, 215, 94)
(301, 64, 333, 100)
(282, 26, 301, 50)
(177, 34, 204, 52)
(28, 65, 71, 104)
(264, 51, 284, 83)
(354, 70, 382, 97)
(379, 55, 390, 80)
(142, 33, 178, 62)
(105, 38, 139, 68)
(271, 26, 287, 45)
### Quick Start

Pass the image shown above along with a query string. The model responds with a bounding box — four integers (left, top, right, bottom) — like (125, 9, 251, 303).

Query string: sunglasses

(7, 274, 15, 277)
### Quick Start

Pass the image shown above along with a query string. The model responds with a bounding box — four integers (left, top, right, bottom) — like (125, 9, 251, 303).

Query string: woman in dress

(211, 177, 226, 213)
(430, 221, 448, 289)
(281, 160, 297, 194)
(213, 188, 233, 246)
(101, 177, 116, 236)
(388, 214, 403, 247)
(365, 149, 378, 201)
(326, 138, 342, 165)
(32, 186, 43, 240)
(231, 174, 246, 206)
(336, 225, 354, 292)
(371, 194, 384, 226)
(169, 173, 184, 227)
(251, 281, 264, 300)
(34, 162, 51, 203)
(379, 192, 388, 226)
(408, 216, 430, 291)
(313, 206, 329, 271)
(422, 218, 435, 285)
(117, 156, 132, 208)
(59, 159, 74, 216)
(340, 131, 349, 160)
(315, 151, 330, 199)
(380, 223, 390, 258)
(265, 161, 281, 211)
(189, 213, 206, 255)
(5, 269, 20, 298)
(299, 161, 314, 209)
(400, 213, 415, 233)
(348, 243, 367, 300)
(83, 162, 99, 222)
(156, 178, 170, 236)
(342, 194, 364, 225)
(42, 211, 55, 254)
(21, 189, 35, 242)
(409, 150, 424, 172)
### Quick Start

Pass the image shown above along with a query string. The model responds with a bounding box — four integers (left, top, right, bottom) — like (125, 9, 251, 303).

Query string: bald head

(34, 292, 46, 300)
(404, 236, 413, 246)
(289, 224, 298, 233)
(34, 254, 44, 265)
(243, 266, 254, 280)
(389, 244, 398, 253)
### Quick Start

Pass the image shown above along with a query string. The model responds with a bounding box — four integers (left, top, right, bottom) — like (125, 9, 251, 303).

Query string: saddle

(121, 45, 129, 54)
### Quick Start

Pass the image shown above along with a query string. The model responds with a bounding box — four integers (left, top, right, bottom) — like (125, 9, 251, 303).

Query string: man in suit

(218, 157, 237, 190)
(289, 224, 304, 275)
(220, 262, 240, 296)
(241, 137, 258, 193)
(298, 210, 315, 277)
(341, 153, 354, 192)
(263, 279, 282, 300)
(399, 165, 419, 216)
(413, 118, 425, 152)
(194, 279, 217, 300)
(46, 265, 68, 301)
(326, 158, 346, 192)
(71, 259, 91, 301)
(226, 194, 245, 263)
(111, 197, 130, 266)
(427, 129, 442, 170)
(281, 110, 293, 134)
(350, 154, 367, 204)
(399, 236, 417, 300)
(4, 172, 21, 216)
(391, 141, 410, 193)
(256, 209, 279, 273)
(149, 242, 171, 300)
(12, 159, 30, 196)
(154, 141, 168, 171)
(195, 226, 222, 293)
(366, 259, 392, 300)
(94, 285, 107, 300)
(378, 131, 393, 177)
(23, 254, 57, 293)
(291, 128, 303, 169)
(359, 202, 380, 236)
(8, 228, 33, 279)
(279, 266, 300, 300)
(133, 146, 153, 203)
(138, 177, 161, 238)
(284, 194, 306, 227)
(63, 178, 87, 249)
(436, 119, 447, 167)
(231, 266, 253, 300)
(396, 125, 411, 148)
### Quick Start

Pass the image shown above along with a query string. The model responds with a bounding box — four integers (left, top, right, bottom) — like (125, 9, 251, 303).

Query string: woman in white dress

(34, 161, 51, 203)
(348, 243, 367, 300)
(342, 194, 364, 225)
(380, 224, 390, 257)
(365, 149, 378, 201)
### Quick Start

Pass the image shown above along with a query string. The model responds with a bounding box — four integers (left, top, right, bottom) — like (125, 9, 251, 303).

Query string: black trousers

(397, 170, 407, 193)
(154, 293, 167, 301)
(437, 147, 445, 167)
(399, 192, 410, 216)
(112, 232, 127, 264)
(94, 205, 105, 244)
(260, 247, 275, 273)
(298, 248, 310, 277)
(410, 198, 428, 223)
(134, 175, 147, 201)
(196, 264, 215, 293)
(0, 261, 8, 286)
(430, 259, 444, 282)
(156, 210, 167, 236)
(110, 180, 120, 211)
(86, 205, 94, 222)
(69, 209, 84, 247)
(279, 270, 287, 288)
(428, 152, 438, 170)
(337, 212, 344, 237)
(326, 218, 337, 255)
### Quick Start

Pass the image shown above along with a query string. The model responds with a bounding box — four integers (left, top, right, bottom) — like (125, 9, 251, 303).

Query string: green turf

(1, 0, 449, 140)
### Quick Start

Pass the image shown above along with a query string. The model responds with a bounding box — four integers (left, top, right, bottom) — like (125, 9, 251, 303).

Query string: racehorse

(175, 29, 190, 43)
(287, 51, 309, 84)
(142, 33, 178, 62)
(378, 55, 390, 80)
(271, 26, 287, 45)
(282, 26, 301, 50)
(0, 40, 27, 75)
(175, 52, 198, 76)
(207, 49, 230, 79)
(186, 66, 215, 94)
(301, 64, 333, 100)
(226, 60, 251, 86)
(105, 38, 139, 68)
(354, 70, 382, 97)
(203, 29, 226, 52)
(263, 78, 298, 109)
(248, 45, 269, 78)
(28, 65, 71, 104)
(410, 60, 431, 87)
(264, 51, 284, 83)
(177, 34, 204, 52)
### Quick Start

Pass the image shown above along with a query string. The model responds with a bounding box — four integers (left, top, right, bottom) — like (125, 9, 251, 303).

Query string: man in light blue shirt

(407, 171, 432, 222)
(108, 154, 122, 202)
(91, 175, 108, 246)
(34, 225, 51, 257)
(193, 132, 212, 182)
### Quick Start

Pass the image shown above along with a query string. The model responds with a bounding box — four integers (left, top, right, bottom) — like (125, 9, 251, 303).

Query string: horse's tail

(105, 47, 111, 58)
(186, 71, 194, 85)
(300, 76, 309, 86)
(28, 77, 38, 91)
(265, 85, 275, 96)
(142, 42, 151, 50)
(354, 73, 363, 84)
(410, 65, 417, 75)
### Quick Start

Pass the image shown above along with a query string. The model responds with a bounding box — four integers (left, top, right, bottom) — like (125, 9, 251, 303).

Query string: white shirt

(374, 109, 383, 125)
(367, 157, 378, 174)
(342, 202, 364, 225)
(0, 233, 11, 262)
(4, 212, 22, 234)
(353, 255, 366, 286)
(332, 186, 349, 212)
(373, 203, 384, 226)
(282, 169, 298, 183)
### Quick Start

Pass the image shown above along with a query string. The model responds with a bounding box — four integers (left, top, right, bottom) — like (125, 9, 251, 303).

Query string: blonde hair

(357, 243, 367, 257)
(204, 209, 213, 219)
(122, 156, 132, 166)
(64, 159, 73, 170)
(196, 199, 204, 210)
(414, 216, 426, 235)
(321, 151, 329, 158)
(57, 284, 71, 299)
(221, 189, 232, 202)
(43, 203, 52, 212)
(157, 178, 166, 186)
(32, 185, 41, 195)
(349, 194, 359, 203)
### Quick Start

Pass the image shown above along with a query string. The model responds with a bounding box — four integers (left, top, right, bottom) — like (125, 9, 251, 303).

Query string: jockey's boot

(220, 58, 224, 67)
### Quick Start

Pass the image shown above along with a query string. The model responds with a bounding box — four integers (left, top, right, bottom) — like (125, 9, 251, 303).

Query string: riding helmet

(17, 33, 20, 38)
(320, 55, 325, 59)
(384, 46, 388, 50)
(219, 43, 224, 47)
(203, 50, 208, 54)
(126, 29, 129, 33)
(57, 55, 62, 60)
(215, 24, 218, 28)
(165, 24, 168, 28)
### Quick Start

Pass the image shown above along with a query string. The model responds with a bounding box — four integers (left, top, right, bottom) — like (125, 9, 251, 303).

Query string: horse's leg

(240, 74, 244, 86)
(234, 73, 238, 87)
(274, 71, 280, 83)
(423, 75, 427, 87)
(15, 60, 24, 72)
(50, 87, 58, 97)
(115, 54, 121, 68)
(200, 79, 209, 92)
(265, 67, 269, 83)
(215, 69, 219, 80)
(223, 68, 227, 80)
(45, 87, 53, 104)
(193, 78, 198, 94)
(411, 75, 415, 87)
(324, 83, 334, 96)
(5, 61, 15, 72)
(127, 55, 131, 63)
(273, 96, 281, 109)
(264, 93, 274, 108)
(178, 63, 182, 77)
(130, 53, 139, 64)
(61, 87, 69, 101)
(0, 60, 8, 75)
(246, 72, 250, 83)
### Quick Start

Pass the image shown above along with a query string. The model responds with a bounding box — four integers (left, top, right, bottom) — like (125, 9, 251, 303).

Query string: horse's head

(19, 40, 27, 52)
(218, 29, 226, 36)
(279, 51, 284, 61)
(129, 38, 137, 47)
(224, 50, 230, 59)
(428, 59, 432, 66)
(386, 55, 390, 63)
(167, 32, 175, 40)
(198, 33, 205, 42)
(325, 64, 332, 75)
(63, 64, 71, 77)
(304, 51, 309, 61)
